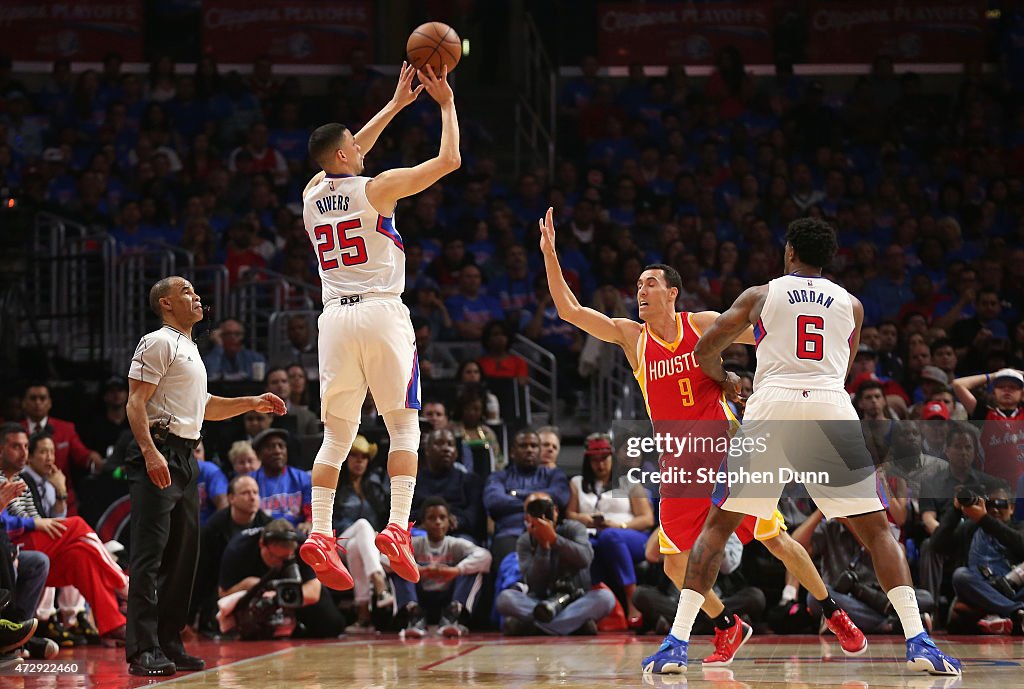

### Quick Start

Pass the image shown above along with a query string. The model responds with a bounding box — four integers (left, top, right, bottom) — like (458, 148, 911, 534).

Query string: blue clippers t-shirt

(250, 466, 312, 526)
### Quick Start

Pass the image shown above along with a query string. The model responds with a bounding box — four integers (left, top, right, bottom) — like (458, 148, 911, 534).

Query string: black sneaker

(501, 617, 540, 636)
(25, 636, 59, 660)
(0, 619, 37, 653)
(165, 651, 205, 671)
(128, 648, 176, 677)
(437, 601, 466, 638)
(38, 617, 83, 647)
(572, 619, 598, 636)
(73, 612, 101, 645)
(402, 606, 428, 639)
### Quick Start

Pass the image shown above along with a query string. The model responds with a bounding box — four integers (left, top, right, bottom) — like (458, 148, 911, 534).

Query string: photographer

(495, 492, 615, 635)
(932, 485, 1024, 634)
(217, 519, 345, 639)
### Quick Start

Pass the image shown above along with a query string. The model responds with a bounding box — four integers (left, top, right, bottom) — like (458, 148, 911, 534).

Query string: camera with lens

(234, 561, 304, 640)
(957, 486, 982, 508)
(833, 569, 892, 615)
(533, 578, 585, 623)
(526, 497, 555, 521)
(979, 562, 1024, 599)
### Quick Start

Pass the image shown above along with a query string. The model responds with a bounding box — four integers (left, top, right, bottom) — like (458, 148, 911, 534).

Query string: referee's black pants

(125, 439, 199, 662)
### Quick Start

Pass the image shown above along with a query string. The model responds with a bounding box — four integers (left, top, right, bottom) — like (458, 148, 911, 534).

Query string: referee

(124, 276, 285, 676)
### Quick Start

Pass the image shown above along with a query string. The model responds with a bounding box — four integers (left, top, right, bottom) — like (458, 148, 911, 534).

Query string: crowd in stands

(0, 40, 1022, 647)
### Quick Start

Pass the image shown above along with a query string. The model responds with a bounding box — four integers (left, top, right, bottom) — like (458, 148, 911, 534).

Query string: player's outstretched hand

(254, 392, 287, 416)
(417, 64, 454, 105)
(721, 371, 743, 403)
(392, 61, 424, 109)
(539, 207, 556, 256)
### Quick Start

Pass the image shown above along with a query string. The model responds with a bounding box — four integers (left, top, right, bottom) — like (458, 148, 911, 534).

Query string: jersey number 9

(678, 377, 694, 407)
(314, 220, 368, 270)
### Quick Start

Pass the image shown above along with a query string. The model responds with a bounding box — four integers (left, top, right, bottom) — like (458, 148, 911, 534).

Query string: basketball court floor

(5, 634, 1019, 688)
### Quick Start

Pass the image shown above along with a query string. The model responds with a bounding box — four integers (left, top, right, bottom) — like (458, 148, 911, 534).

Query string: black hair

(854, 379, 885, 401)
(481, 319, 512, 349)
(0, 422, 26, 447)
(28, 427, 53, 455)
(264, 366, 288, 385)
(643, 263, 683, 293)
(307, 123, 348, 169)
(419, 495, 452, 523)
(580, 434, 615, 495)
(930, 337, 954, 354)
(785, 218, 838, 269)
(149, 276, 181, 317)
(228, 473, 255, 495)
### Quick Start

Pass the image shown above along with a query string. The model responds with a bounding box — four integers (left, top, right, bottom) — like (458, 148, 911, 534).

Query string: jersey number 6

(314, 220, 368, 270)
(796, 315, 825, 361)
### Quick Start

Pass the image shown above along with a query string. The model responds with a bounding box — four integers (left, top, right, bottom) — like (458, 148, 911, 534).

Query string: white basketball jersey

(302, 174, 405, 301)
(752, 274, 856, 392)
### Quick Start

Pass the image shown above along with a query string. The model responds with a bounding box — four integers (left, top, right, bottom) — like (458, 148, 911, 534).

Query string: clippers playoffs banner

(202, 0, 373, 63)
(597, 3, 774, 65)
(0, 0, 143, 61)
(805, 1, 987, 63)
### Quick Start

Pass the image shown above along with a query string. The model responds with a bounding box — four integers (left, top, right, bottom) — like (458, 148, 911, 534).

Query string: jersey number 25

(314, 220, 368, 270)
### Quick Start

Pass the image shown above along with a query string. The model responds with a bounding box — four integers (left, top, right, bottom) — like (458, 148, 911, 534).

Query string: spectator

(227, 440, 260, 477)
(484, 430, 570, 571)
(0, 475, 50, 663)
(217, 519, 345, 639)
(204, 319, 267, 382)
(536, 425, 561, 469)
(495, 492, 616, 635)
(491, 244, 534, 319)
(917, 424, 1003, 604)
(285, 364, 318, 417)
(421, 400, 450, 431)
(566, 434, 654, 625)
(427, 237, 472, 297)
(953, 368, 1024, 488)
(0, 424, 127, 645)
(264, 367, 320, 435)
(249, 429, 311, 532)
(192, 474, 271, 633)
(80, 377, 131, 460)
(445, 265, 504, 341)
(194, 441, 228, 526)
(478, 320, 529, 383)
(274, 315, 318, 381)
(455, 361, 501, 424)
(413, 429, 484, 543)
(950, 289, 1008, 371)
(228, 122, 287, 187)
(413, 317, 457, 380)
(449, 386, 501, 473)
(918, 401, 952, 457)
(934, 485, 1024, 634)
(913, 366, 950, 405)
(20, 383, 103, 514)
(395, 497, 492, 638)
(887, 421, 946, 499)
(330, 435, 392, 632)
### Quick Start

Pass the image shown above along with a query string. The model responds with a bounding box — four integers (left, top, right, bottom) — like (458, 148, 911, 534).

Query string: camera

(234, 561, 304, 640)
(533, 578, 584, 623)
(526, 498, 555, 521)
(267, 561, 304, 608)
(979, 563, 1024, 599)
(833, 570, 892, 615)
(957, 487, 981, 508)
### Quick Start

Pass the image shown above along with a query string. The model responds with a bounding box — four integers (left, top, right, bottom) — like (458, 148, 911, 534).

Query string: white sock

(781, 584, 798, 603)
(887, 585, 925, 638)
(389, 475, 416, 526)
(670, 589, 705, 641)
(311, 486, 335, 536)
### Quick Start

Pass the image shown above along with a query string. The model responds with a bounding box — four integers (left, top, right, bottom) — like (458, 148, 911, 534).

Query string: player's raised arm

(353, 62, 424, 156)
(539, 207, 638, 348)
(694, 285, 767, 387)
(365, 64, 460, 215)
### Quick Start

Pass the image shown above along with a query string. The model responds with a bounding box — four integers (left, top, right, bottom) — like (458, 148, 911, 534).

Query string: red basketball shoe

(824, 609, 868, 656)
(702, 615, 753, 667)
(375, 522, 420, 583)
(299, 532, 354, 591)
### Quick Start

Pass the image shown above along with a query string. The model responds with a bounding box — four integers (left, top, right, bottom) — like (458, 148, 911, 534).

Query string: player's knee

(383, 408, 420, 453)
(761, 532, 787, 557)
(313, 417, 359, 470)
(664, 554, 687, 583)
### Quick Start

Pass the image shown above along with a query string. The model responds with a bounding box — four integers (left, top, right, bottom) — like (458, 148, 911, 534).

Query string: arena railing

(514, 12, 556, 179)
(511, 334, 557, 426)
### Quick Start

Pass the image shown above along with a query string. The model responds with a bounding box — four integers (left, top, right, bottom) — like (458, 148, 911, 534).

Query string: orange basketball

(406, 22, 461, 74)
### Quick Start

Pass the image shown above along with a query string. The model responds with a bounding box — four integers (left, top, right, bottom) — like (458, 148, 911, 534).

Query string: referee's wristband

(55, 494, 67, 501)
(986, 374, 991, 384)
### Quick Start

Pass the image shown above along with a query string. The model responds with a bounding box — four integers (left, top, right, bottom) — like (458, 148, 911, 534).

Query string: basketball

(406, 22, 461, 74)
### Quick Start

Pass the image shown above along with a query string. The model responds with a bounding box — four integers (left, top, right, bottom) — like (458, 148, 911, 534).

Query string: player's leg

(759, 523, 867, 655)
(642, 505, 746, 674)
(364, 301, 423, 582)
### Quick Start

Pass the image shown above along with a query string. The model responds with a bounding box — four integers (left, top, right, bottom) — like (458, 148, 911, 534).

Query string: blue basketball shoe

(905, 633, 962, 676)
(642, 634, 689, 674)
